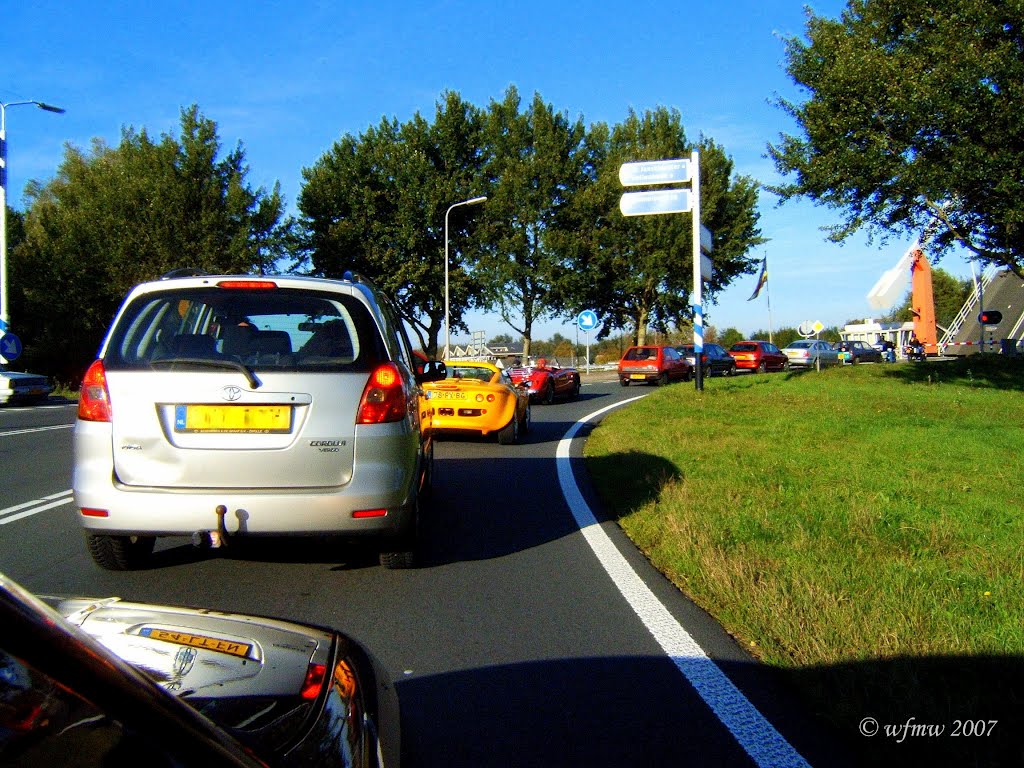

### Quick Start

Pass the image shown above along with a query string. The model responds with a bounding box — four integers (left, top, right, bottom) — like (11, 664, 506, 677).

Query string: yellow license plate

(432, 391, 467, 400)
(175, 404, 292, 433)
(141, 627, 253, 659)
(630, 373, 648, 380)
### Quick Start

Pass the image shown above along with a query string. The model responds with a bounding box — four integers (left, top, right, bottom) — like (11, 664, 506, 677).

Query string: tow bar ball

(191, 505, 231, 549)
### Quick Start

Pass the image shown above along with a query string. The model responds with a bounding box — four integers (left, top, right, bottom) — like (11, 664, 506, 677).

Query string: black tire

(87, 533, 156, 571)
(657, 372, 670, 386)
(682, 367, 692, 382)
(571, 378, 581, 400)
(497, 413, 519, 445)
(757, 361, 767, 374)
(542, 380, 555, 405)
(521, 402, 532, 435)
(379, 548, 415, 569)
(419, 439, 435, 501)
(781, 360, 790, 372)
(620, 378, 630, 387)
(380, 499, 419, 569)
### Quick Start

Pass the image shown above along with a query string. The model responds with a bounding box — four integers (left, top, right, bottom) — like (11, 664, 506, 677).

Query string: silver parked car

(782, 339, 840, 368)
(73, 272, 445, 570)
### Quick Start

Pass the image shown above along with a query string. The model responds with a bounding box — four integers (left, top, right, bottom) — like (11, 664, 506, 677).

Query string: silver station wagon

(73, 272, 444, 570)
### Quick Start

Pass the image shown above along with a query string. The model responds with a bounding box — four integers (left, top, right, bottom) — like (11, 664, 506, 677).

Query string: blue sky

(4, 0, 977, 342)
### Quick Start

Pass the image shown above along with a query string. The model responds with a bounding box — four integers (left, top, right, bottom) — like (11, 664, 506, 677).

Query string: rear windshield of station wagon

(623, 347, 659, 361)
(102, 287, 389, 372)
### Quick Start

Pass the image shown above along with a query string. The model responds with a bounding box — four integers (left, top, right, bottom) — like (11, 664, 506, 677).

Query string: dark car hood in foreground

(16, 590, 396, 767)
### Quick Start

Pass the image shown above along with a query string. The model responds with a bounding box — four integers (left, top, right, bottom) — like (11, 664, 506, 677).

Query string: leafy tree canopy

(769, 0, 1024, 273)
(298, 91, 487, 356)
(13, 105, 286, 382)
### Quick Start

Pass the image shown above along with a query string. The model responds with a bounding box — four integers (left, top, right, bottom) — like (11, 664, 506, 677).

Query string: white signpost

(619, 154, 708, 390)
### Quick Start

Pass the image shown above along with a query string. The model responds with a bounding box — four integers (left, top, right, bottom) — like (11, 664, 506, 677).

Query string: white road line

(557, 398, 810, 768)
(0, 490, 74, 525)
(0, 424, 74, 437)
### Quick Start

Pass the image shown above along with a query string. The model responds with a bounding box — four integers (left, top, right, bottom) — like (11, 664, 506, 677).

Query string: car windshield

(788, 341, 812, 349)
(449, 366, 495, 382)
(624, 347, 658, 360)
(102, 287, 388, 373)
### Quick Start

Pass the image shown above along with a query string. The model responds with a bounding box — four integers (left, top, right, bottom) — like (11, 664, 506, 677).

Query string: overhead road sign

(619, 189, 692, 217)
(619, 159, 692, 187)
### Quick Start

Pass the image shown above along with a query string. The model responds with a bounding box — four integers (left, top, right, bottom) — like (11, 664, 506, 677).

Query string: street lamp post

(0, 100, 66, 334)
(443, 195, 486, 360)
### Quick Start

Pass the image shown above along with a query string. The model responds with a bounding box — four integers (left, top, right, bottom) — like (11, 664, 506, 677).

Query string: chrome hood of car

(43, 595, 331, 698)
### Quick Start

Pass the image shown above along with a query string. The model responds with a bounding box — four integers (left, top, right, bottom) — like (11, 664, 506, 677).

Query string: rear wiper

(150, 357, 262, 389)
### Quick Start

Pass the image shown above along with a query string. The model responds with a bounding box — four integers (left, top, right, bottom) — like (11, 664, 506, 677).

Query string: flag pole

(765, 253, 773, 345)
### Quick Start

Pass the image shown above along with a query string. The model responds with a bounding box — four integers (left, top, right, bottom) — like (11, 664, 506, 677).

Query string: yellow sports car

(421, 360, 530, 444)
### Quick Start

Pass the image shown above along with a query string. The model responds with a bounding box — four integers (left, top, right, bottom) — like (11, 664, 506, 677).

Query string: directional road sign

(619, 189, 692, 217)
(619, 159, 692, 187)
(0, 332, 23, 362)
(577, 310, 598, 332)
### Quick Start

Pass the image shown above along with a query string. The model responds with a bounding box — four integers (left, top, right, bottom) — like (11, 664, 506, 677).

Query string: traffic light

(978, 309, 1003, 325)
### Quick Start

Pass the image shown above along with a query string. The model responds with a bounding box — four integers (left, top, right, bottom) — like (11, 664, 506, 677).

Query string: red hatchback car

(727, 340, 789, 373)
(618, 345, 692, 386)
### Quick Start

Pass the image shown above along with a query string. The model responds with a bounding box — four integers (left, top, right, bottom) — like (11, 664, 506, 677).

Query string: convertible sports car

(422, 360, 530, 444)
(506, 358, 581, 404)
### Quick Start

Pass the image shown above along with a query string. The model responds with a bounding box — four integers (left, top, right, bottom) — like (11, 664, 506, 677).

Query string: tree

(299, 92, 487, 356)
(487, 333, 514, 346)
(561, 108, 764, 344)
(769, 0, 1024, 273)
(13, 105, 286, 382)
(718, 327, 745, 348)
(474, 87, 591, 359)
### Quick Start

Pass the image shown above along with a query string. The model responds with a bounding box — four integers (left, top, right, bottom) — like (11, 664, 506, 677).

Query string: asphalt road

(0, 385, 849, 768)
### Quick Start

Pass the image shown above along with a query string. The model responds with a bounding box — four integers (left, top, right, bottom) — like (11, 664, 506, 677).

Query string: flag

(747, 257, 767, 301)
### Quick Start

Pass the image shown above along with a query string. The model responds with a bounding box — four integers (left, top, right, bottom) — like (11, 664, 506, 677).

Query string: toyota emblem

(221, 385, 243, 402)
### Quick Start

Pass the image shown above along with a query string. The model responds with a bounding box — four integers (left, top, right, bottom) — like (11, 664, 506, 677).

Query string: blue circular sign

(577, 310, 599, 332)
(0, 332, 22, 362)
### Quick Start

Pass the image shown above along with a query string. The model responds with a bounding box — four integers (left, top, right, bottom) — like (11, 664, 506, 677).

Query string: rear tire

(498, 413, 519, 445)
(542, 381, 555, 405)
(757, 361, 767, 374)
(657, 372, 670, 386)
(380, 499, 420, 569)
(87, 534, 156, 571)
(620, 379, 630, 387)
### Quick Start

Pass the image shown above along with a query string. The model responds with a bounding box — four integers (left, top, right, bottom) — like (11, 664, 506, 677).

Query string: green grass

(584, 357, 1024, 766)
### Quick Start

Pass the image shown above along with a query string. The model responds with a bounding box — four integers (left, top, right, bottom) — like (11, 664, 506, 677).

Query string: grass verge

(584, 356, 1024, 766)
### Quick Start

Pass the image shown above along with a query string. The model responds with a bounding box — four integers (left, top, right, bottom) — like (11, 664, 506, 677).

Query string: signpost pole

(690, 151, 703, 392)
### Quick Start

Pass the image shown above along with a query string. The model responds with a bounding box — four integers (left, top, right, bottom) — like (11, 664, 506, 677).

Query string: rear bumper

(73, 423, 420, 538)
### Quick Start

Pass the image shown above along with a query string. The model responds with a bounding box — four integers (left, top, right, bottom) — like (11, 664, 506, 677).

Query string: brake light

(356, 363, 408, 424)
(216, 280, 278, 290)
(78, 360, 112, 422)
(300, 663, 328, 700)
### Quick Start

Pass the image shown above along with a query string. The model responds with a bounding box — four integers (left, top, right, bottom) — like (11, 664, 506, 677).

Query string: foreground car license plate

(140, 627, 253, 658)
(432, 391, 467, 400)
(630, 373, 648, 380)
(174, 404, 292, 433)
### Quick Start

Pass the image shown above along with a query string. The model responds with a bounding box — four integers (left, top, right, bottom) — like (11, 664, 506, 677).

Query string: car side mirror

(416, 360, 447, 384)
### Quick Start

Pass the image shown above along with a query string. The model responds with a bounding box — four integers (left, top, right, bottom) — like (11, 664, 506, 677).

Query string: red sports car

(507, 358, 581, 404)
